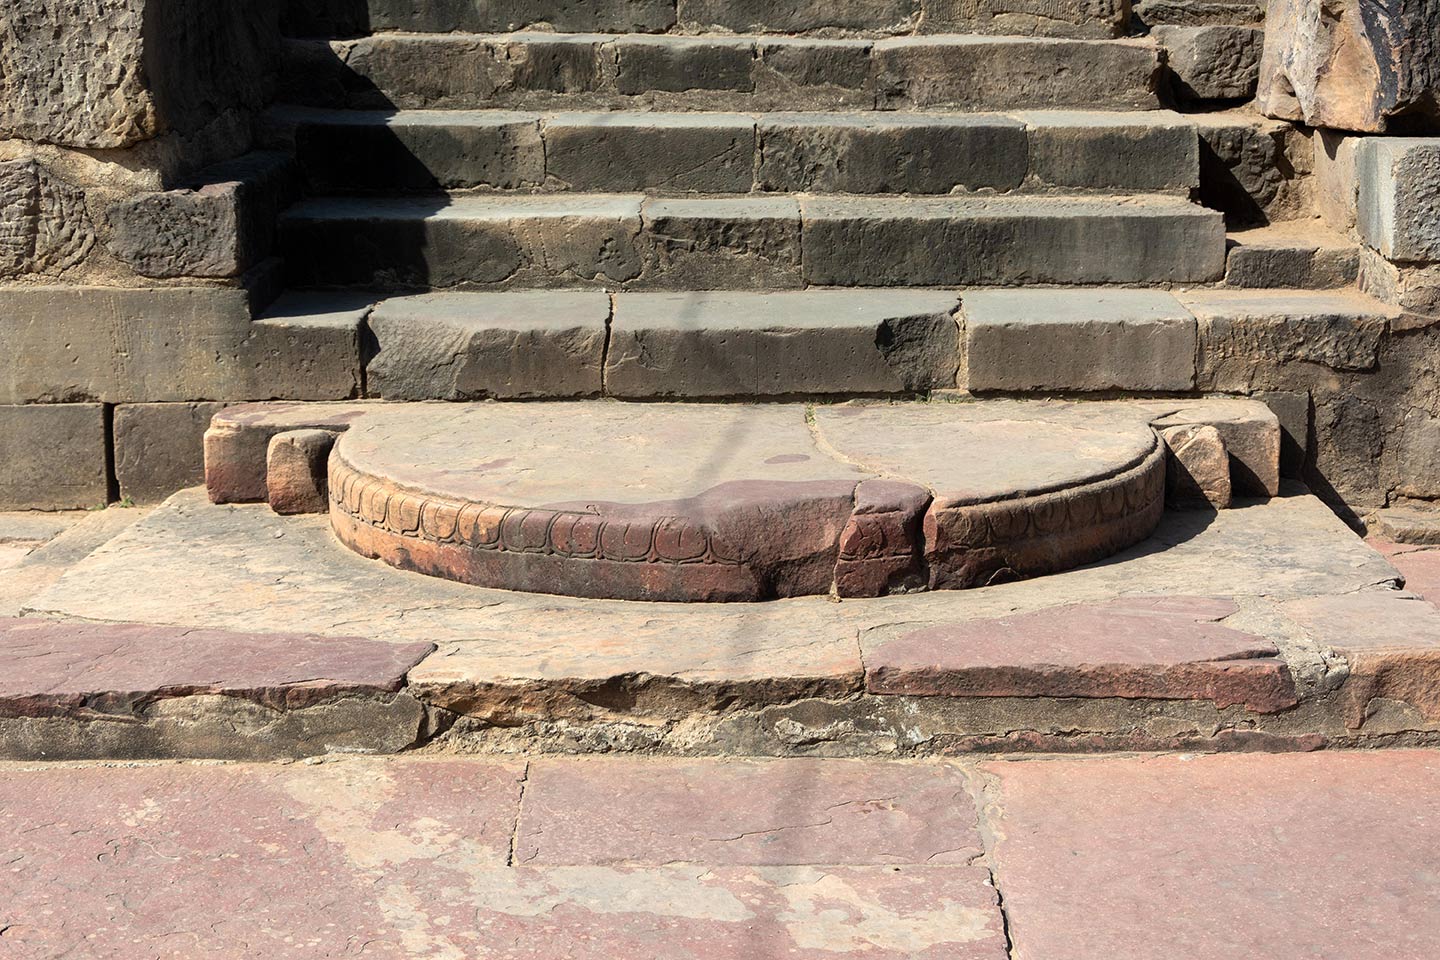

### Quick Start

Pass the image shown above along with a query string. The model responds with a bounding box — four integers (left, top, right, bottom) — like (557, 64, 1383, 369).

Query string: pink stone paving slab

(983, 750, 1440, 960)
(0, 757, 1006, 960)
(0, 617, 434, 717)
(515, 757, 983, 866)
(865, 596, 1299, 712)
(1284, 591, 1440, 726)
(1368, 540, 1440, 602)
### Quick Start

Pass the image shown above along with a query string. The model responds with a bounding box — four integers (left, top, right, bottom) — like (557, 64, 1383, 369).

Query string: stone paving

(2, 749, 1437, 958)
(4, 486, 1440, 760)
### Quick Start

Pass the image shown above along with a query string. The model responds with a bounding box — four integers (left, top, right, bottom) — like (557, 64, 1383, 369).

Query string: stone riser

(286, 108, 1198, 196)
(285, 0, 1128, 39)
(282, 34, 1161, 114)
(279, 193, 1226, 289)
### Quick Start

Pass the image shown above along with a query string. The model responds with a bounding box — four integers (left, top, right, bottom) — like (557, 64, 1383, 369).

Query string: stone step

(201, 398, 1284, 603)
(280, 107, 1198, 195)
(282, 33, 1162, 114)
(285, 0, 1128, 38)
(278, 193, 1226, 289)
(6, 483, 1433, 759)
(1224, 220, 1361, 289)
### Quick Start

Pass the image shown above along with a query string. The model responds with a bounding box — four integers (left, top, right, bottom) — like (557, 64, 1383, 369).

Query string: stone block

(1314, 129, 1361, 232)
(107, 152, 297, 280)
(640, 197, 803, 289)
(1196, 114, 1294, 227)
(296, 110, 545, 192)
(1020, 110, 1199, 192)
(1370, 506, 1440, 546)
(1253, 390, 1311, 479)
(336, 34, 609, 110)
(1357, 138, 1440, 263)
(266, 430, 337, 516)
(366, 292, 610, 400)
(0, 159, 95, 279)
(1162, 424, 1233, 509)
(605, 290, 960, 398)
(678, 0, 919, 32)
(801, 196, 1224, 287)
(0, 404, 108, 511)
(0, 0, 279, 149)
(614, 37, 756, 95)
(1134, 0, 1264, 25)
(920, 0, 1128, 37)
(753, 39, 874, 105)
(962, 289, 1197, 393)
(865, 597, 1295, 711)
(544, 114, 757, 192)
(281, 195, 645, 289)
(114, 402, 228, 505)
(1358, 249, 1440, 325)
(1258, 0, 1440, 133)
(1224, 223, 1360, 289)
(757, 114, 1028, 194)
(1180, 289, 1395, 392)
(874, 37, 1161, 111)
(1154, 26, 1261, 101)
(1155, 398, 1282, 496)
(204, 402, 375, 504)
(364, 0, 675, 31)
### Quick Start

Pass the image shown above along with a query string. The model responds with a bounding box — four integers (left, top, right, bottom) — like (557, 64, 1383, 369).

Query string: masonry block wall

(0, 0, 1437, 526)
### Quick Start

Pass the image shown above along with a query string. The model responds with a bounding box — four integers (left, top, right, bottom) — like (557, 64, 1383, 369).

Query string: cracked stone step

(207, 399, 1190, 602)
(286, 0, 1127, 37)
(278, 193, 1225, 289)
(280, 107, 1198, 195)
(281, 33, 1161, 114)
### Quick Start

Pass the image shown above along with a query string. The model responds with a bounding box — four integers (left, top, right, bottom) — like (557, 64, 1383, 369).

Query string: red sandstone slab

(1284, 591, 1440, 727)
(0, 617, 434, 717)
(515, 757, 983, 866)
(865, 596, 1298, 712)
(1368, 540, 1440, 602)
(984, 750, 1440, 960)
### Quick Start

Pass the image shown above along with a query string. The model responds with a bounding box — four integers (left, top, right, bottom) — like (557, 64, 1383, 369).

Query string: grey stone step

(365, 289, 962, 400)
(1224, 221, 1361, 289)
(278, 193, 1226, 289)
(285, 0, 1127, 39)
(281, 33, 1162, 114)
(282, 107, 1198, 195)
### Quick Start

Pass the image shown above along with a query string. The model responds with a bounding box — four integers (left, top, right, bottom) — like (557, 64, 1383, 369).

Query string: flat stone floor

(3, 749, 1437, 959)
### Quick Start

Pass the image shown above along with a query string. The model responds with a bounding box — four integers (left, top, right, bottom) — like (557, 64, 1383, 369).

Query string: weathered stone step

(286, 0, 1128, 38)
(279, 193, 1225, 289)
(282, 107, 1198, 195)
(201, 398, 1283, 602)
(1224, 220, 1361, 289)
(282, 33, 1161, 114)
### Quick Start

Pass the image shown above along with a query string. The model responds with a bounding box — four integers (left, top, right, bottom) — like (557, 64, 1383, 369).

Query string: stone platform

(204, 398, 1290, 602)
(4, 750, 1439, 959)
(5, 484, 1440, 759)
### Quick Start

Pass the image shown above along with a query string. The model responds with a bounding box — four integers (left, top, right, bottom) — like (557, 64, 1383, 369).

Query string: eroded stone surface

(516, 758, 983, 865)
(1161, 424, 1232, 509)
(865, 596, 1296, 711)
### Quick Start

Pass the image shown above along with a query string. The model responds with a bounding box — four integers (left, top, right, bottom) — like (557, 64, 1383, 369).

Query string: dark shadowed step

(281, 33, 1161, 113)
(282, 107, 1198, 195)
(278, 193, 1226, 289)
(284, 0, 1126, 38)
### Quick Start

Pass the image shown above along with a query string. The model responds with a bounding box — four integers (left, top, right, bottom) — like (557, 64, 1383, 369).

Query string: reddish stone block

(866, 596, 1298, 712)
(0, 617, 434, 717)
(1367, 541, 1440, 603)
(984, 751, 1440, 959)
(266, 428, 337, 515)
(204, 402, 372, 504)
(515, 757, 983, 866)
